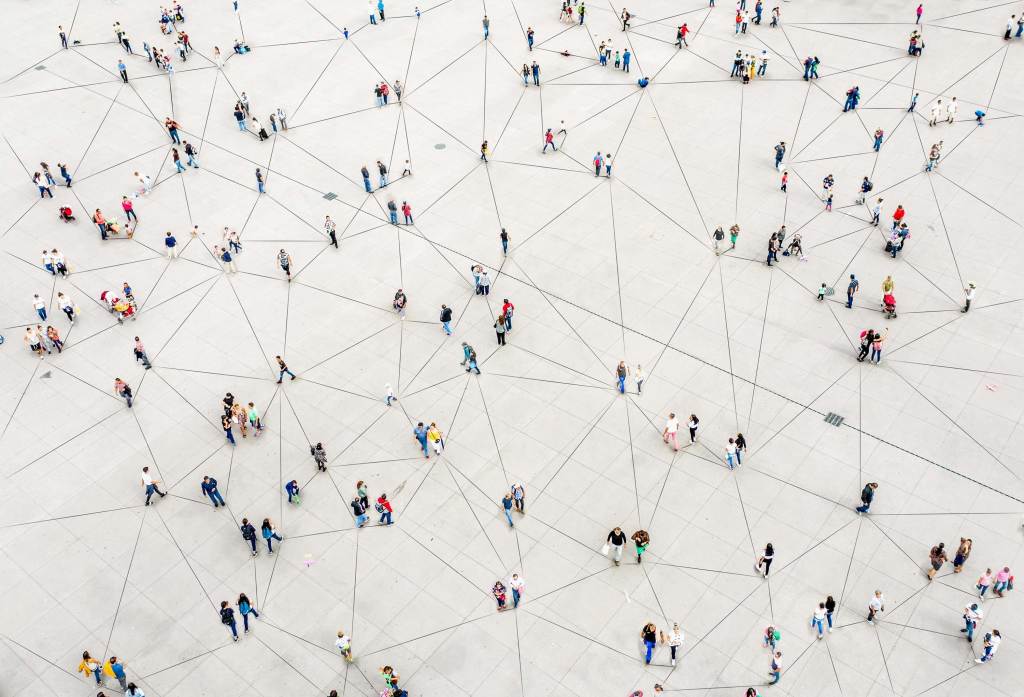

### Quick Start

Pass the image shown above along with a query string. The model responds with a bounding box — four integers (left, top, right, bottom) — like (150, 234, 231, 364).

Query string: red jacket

(377, 496, 393, 512)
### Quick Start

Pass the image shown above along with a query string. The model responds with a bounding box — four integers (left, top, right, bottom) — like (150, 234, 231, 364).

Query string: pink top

(122, 199, 133, 211)
(996, 569, 1010, 582)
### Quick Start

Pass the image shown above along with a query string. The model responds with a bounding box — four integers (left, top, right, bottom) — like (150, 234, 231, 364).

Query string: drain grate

(35, 65, 47, 71)
(434, 143, 446, 150)
(322, 192, 337, 200)
(824, 412, 845, 427)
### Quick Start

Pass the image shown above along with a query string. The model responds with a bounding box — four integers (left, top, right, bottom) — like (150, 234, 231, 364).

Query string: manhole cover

(322, 192, 337, 200)
(434, 143, 446, 150)
(35, 65, 47, 71)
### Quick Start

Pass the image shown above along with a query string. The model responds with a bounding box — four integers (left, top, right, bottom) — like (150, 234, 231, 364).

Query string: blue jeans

(964, 618, 975, 640)
(225, 428, 235, 445)
(644, 640, 654, 664)
(188, 154, 198, 167)
(523, 74, 528, 85)
(417, 438, 429, 456)
(467, 359, 480, 374)
(355, 513, 368, 527)
(390, 211, 398, 224)
(379, 510, 392, 525)
(978, 584, 988, 597)
(769, 671, 780, 685)
(617, 376, 625, 393)
(735, 449, 742, 465)
(370, 14, 377, 23)
(847, 293, 854, 308)
(241, 609, 258, 630)
(208, 490, 225, 506)
(170, 131, 181, 144)
(380, 175, 388, 187)
(980, 646, 993, 661)
(826, 611, 833, 628)
(502, 239, 509, 253)
(504, 315, 512, 331)
(484, 27, 489, 38)
(443, 321, 451, 335)
(856, 502, 870, 513)
(512, 588, 521, 607)
(175, 160, 186, 173)
(504, 509, 513, 526)
(227, 620, 238, 638)
(727, 454, 734, 470)
(278, 368, 295, 381)
(364, 177, 372, 192)
(238, 119, 247, 130)
(812, 617, 824, 636)
(258, 181, 265, 193)
(874, 139, 882, 151)
(36, 308, 47, 321)
(265, 533, 282, 552)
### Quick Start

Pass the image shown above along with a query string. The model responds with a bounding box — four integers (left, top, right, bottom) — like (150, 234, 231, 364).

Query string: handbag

(601, 543, 610, 556)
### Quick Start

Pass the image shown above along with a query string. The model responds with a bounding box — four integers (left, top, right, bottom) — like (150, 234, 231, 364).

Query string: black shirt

(440, 307, 452, 322)
(643, 627, 656, 644)
(351, 499, 366, 516)
(607, 529, 627, 545)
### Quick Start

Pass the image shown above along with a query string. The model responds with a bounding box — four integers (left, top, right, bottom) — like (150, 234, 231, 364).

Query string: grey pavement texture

(0, 0, 1023, 696)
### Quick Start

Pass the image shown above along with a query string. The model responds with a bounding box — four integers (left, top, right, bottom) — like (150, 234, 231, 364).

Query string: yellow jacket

(77, 658, 100, 676)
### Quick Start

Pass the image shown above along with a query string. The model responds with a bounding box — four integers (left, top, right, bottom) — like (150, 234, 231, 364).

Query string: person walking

(402, 201, 413, 224)
(413, 422, 430, 458)
(482, 14, 490, 39)
(376, 494, 393, 525)
(641, 622, 657, 664)
(223, 414, 236, 445)
(240, 518, 258, 555)
(662, 413, 680, 451)
(114, 377, 133, 407)
(427, 422, 444, 456)
(606, 526, 627, 565)
(615, 361, 629, 393)
(953, 538, 972, 572)
(976, 629, 1001, 663)
(767, 651, 782, 685)
(870, 330, 886, 364)
(78, 651, 103, 685)
(962, 603, 982, 642)
(811, 602, 827, 639)
(631, 529, 650, 563)
(118, 60, 128, 83)
(543, 128, 556, 152)
(774, 141, 786, 170)
(687, 414, 699, 443)
(509, 573, 525, 607)
(867, 590, 884, 624)
(439, 304, 453, 335)
(500, 228, 510, 254)
(531, 61, 540, 85)
(141, 466, 168, 504)
(261, 518, 283, 554)
(494, 315, 507, 345)
(255, 168, 265, 193)
(285, 479, 300, 503)
(726, 437, 738, 469)
(825, 595, 836, 632)
(276, 355, 296, 382)
(201, 476, 226, 507)
(492, 581, 507, 611)
(977, 568, 993, 597)
(335, 630, 353, 661)
(846, 274, 859, 308)
(220, 601, 240, 641)
(351, 495, 369, 527)
(962, 283, 975, 312)
(993, 566, 1012, 597)
(926, 542, 948, 580)
(238, 593, 259, 633)
(510, 482, 525, 514)
(856, 482, 878, 513)
(103, 657, 128, 691)
(501, 492, 515, 527)
(666, 622, 683, 666)
(325, 215, 338, 247)
(310, 442, 328, 472)
(756, 543, 774, 577)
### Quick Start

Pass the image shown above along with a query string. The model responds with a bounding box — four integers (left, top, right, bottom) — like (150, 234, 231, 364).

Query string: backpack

(241, 525, 254, 540)
(221, 608, 233, 624)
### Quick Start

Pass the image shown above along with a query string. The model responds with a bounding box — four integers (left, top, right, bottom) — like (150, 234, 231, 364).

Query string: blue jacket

(201, 478, 218, 495)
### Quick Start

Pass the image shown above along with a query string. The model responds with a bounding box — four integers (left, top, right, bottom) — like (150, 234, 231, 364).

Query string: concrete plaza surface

(1, 0, 1023, 696)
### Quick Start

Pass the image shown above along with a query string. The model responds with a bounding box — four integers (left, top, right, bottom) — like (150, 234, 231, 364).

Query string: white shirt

(964, 605, 983, 622)
(59, 295, 73, 309)
(813, 606, 826, 621)
(335, 634, 351, 650)
(52, 251, 65, 265)
(988, 633, 1001, 654)
(142, 471, 154, 486)
(509, 576, 524, 591)
(634, 368, 644, 383)
(931, 103, 941, 117)
(688, 418, 698, 431)
(668, 629, 683, 646)
(665, 417, 679, 434)
(32, 297, 45, 310)
(965, 287, 975, 301)
(325, 219, 336, 233)
(726, 442, 736, 456)
(946, 101, 957, 116)
(41, 252, 52, 266)
(869, 594, 884, 612)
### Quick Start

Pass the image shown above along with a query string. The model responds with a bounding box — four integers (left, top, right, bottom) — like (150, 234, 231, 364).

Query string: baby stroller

(58, 206, 76, 223)
(882, 293, 897, 319)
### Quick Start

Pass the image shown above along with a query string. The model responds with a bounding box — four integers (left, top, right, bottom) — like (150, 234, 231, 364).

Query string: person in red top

(380, 82, 390, 105)
(679, 23, 689, 47)
(401, 201, 413, 224)
(376, 494, 393, 525)
(891, 204, 905, 230)
(501, 298, 515, 332)
(93, 209, 108, 239)
(735, 11, 742, 33)
(543, 128, 556, 153)
(121, 196, 137, 222)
